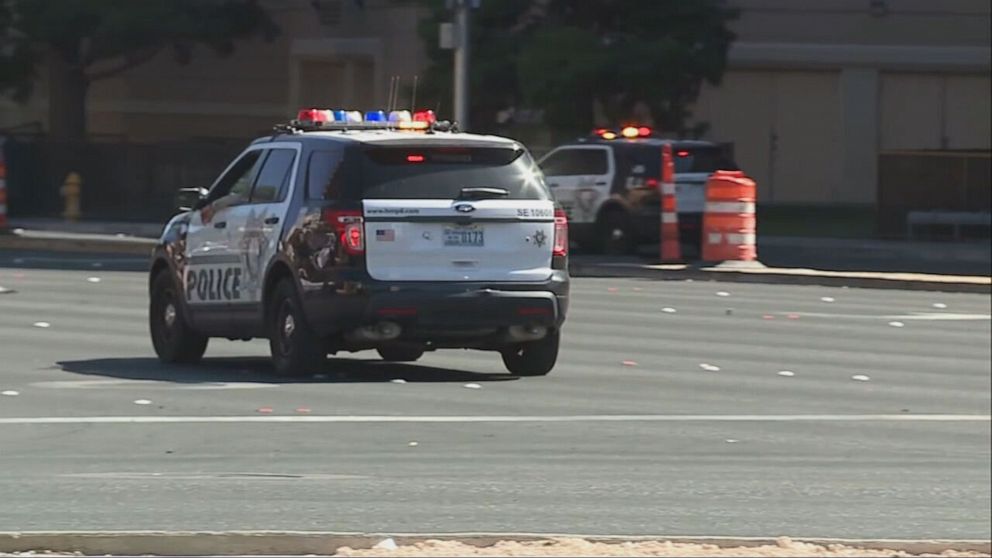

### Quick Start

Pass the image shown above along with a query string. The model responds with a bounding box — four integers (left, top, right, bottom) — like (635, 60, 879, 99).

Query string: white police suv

(149, 109, 569, 377)
(539, 126, 738, 255)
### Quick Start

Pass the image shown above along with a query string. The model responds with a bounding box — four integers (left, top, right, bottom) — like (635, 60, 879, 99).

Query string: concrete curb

(570, 262, 992, 294)
(0, 531, 988, 556)
(0, 231, 155, 257)
(2, 229, 988, 294)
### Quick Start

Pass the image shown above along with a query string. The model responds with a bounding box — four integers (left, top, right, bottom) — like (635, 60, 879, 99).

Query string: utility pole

(453, 0, 471, 130)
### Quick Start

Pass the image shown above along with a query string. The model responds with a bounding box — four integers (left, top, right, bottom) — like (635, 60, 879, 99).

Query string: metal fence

(878, 150, 991, 238)
(1, 136, 244, 222)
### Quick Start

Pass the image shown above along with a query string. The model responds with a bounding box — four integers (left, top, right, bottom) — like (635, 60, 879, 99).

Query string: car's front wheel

(149, 271, 208, 364)
(268, 279, 325, 377)
(501, 330, 560, 376)
(597, 209, 634, 255)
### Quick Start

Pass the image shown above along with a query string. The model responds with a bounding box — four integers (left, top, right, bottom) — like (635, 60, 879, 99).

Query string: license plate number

(443, 226, 484, 247)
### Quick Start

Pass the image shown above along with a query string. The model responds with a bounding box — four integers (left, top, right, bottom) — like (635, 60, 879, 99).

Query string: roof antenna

(391, 76, 402, 117)
(410, 75, 419, 114)
(386, 76, 397, 117)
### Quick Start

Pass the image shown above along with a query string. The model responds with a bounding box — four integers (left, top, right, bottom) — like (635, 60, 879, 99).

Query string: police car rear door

(226, 144, 301, 308)
(361, 145, 556, 282)
(538, 145, 613, 226)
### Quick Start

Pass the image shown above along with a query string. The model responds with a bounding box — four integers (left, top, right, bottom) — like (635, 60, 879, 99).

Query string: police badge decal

(240, 210, 269, 299)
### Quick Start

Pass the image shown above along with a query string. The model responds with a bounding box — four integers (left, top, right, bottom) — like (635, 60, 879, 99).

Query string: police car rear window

(674, 146, 739, 174)
(358, 147, 551, 200)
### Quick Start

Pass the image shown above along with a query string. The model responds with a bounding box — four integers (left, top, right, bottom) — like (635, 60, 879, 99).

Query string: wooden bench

(906, 211, 992, 240)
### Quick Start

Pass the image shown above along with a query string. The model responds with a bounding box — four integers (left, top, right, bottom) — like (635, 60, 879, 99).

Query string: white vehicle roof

(293, 130, 521, 148)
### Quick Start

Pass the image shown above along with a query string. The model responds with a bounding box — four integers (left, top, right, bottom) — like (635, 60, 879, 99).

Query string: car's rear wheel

(149, 271, 208, 364)
(269, 279, 325, 377)
(501, 330, 560, 377)
(377, 344, 425, 363)
(597, 209, 634, 255)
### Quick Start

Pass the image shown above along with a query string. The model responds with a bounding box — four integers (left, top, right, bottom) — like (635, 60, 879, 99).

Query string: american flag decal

(376, 229, 395, 242)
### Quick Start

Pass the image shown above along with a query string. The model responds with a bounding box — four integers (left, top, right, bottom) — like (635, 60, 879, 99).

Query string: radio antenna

(410, 75, 419, 113)
(387, 76, 399, 116)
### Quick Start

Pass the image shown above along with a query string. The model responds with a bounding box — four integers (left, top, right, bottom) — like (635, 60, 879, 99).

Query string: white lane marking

(59, 472, 367, 480)
(30, 380, 278, 390)
(783, 312, 991, 321)
(886, 313, 991, 321)
(4, 256, 148, 265)
(0, 414, 987, 425)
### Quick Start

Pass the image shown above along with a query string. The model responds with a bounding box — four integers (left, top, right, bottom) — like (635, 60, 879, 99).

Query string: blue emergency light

(364, 110, 387, 122)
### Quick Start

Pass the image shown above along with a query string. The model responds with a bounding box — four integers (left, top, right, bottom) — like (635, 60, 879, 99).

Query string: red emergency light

(297, 108, 332, 123)
(413, 110, 437, 124)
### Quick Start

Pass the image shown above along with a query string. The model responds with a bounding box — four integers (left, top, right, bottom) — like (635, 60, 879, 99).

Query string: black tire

(268, 279, 325, 377)
(597, 209, 634, 255)
(501, 330, 560, 377)
(377, 344, 425, 363)
(149, 271, 208, 364)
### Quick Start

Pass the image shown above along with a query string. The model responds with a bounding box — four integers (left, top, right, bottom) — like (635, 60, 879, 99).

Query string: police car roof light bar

(281, 107, 457, 134)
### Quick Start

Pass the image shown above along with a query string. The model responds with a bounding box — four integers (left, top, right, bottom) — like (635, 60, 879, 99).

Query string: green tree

(0, 0, 278, 141)
(417, 0, 737, 140)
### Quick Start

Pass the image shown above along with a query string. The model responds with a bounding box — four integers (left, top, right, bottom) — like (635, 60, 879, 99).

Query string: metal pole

(453, 0, 470, 130)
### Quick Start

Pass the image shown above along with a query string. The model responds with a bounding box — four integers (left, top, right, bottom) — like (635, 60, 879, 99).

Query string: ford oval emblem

(454, 203, 476, 213)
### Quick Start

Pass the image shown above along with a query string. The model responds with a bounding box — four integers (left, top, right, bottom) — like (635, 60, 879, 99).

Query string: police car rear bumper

(301, 270, 569, 341)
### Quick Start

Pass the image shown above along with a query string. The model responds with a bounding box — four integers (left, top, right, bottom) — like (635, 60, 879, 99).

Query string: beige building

(1, 0, 989, 207)
(0, 0, 430, 141)
(692, 0, 991, 205)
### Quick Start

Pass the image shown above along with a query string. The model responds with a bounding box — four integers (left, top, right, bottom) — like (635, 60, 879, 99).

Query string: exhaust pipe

(347, 321, 402, 342)
(507, 325, 548, 342)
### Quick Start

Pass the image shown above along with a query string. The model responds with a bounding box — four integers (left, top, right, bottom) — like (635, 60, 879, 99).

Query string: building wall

(2, 0, 989, 208)
(690, 0, 991, 205)
(0, 0, 429, 141)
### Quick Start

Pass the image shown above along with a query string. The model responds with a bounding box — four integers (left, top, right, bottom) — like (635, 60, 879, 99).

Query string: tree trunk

(48, 51, 89, 143)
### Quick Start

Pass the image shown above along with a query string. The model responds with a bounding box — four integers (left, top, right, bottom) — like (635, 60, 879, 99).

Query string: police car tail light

(553, 209, 568, 257)
(345, 223, 365, 253)
(324, 209, 365, 255)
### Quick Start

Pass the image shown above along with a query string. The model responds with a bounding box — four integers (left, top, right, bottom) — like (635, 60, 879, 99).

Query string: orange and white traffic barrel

(0, 138, 8, 232)
(659, 143, 681, 262)
(701, 170, 757, 263)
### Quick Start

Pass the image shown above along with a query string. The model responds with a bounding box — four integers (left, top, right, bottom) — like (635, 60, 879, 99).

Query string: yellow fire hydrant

(61, 172, 82, 222)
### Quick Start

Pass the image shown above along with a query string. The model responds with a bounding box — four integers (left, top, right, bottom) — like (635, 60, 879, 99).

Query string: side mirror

(175, 187, 208, 212)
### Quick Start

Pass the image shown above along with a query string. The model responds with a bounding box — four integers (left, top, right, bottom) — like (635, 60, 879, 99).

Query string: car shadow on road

(56, 357, 518, 384)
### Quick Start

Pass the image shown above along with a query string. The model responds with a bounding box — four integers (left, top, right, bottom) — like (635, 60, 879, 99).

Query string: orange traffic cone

(701, 170, 758, 264)
(659, 143, 681, 262)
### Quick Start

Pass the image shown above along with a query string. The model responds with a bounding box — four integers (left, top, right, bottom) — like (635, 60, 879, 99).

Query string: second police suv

(149, 109, 569, 377)
(539, 126, 739, 256)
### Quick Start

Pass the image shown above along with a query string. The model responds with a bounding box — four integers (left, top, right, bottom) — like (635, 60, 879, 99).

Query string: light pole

(446, 0, 478, 130)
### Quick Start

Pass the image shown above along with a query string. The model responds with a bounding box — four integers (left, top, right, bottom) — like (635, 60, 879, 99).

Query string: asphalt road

(0, 251, 989, 539)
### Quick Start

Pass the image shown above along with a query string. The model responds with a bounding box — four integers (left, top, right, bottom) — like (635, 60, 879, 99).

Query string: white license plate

(443, 226, 484, 247)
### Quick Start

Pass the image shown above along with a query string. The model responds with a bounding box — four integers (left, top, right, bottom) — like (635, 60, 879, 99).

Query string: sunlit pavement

(0, 255, 989, 538)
